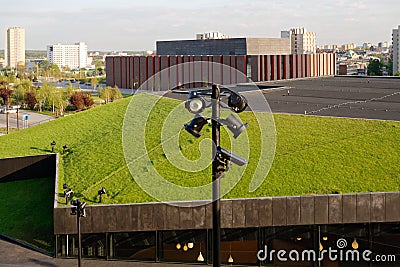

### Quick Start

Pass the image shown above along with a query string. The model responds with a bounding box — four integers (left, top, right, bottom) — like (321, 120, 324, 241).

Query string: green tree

(111, 85, 122, 101)
(91, 77, 98, 90)
(93, 60, 104, 71)
(12, 79, 32, 105)
(35, 82, 52, 112)
(49, 63, 61, 80)
(388, 54, 393, 75)
(367, 59, 383, 76)
(99, 86, 112, 103)
(39, 60, 51, 71)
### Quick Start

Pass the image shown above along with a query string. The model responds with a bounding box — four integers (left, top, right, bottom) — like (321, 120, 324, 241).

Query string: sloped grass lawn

(0, 177, 54, 253)
(0, 94, 399, 205)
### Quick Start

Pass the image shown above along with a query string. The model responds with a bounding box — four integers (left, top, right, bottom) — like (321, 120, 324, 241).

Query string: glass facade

(56, 223, 400, 266)
(110, 231, 156, 261)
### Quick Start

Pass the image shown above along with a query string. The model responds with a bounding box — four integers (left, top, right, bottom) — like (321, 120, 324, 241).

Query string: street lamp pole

(77, 207, 82, 267)
(71, 199, 86, 267)
(183, 84, 248, 266)
(211, 84, 221, 267)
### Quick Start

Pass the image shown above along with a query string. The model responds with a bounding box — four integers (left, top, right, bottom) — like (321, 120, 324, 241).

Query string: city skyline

(0, 0, 399, 51)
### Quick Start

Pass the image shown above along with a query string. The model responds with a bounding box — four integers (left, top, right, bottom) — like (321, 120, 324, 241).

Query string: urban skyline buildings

(393, 25, 400, 75)
(4, 27, 25, 68)
(46, 42, 88, 69)
(281, 27, 316, 54)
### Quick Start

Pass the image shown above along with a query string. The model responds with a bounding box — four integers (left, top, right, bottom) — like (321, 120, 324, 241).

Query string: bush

(25, 92, 37, 110)
(70, 92, 94, 111)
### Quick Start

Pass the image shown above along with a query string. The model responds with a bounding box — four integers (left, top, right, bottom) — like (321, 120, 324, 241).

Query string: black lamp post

(70, 198, 87, 267)
(183, 84, 248, 267)
(51, 141, 56, 152)
(211, 84, 222, 267)
(62, 144, 68, 154)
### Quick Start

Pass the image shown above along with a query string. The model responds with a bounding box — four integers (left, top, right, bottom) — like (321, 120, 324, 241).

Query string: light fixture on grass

(98, 187, 106, 203)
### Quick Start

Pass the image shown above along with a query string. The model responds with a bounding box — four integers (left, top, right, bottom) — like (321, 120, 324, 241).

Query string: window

(110, 231, 156, 261)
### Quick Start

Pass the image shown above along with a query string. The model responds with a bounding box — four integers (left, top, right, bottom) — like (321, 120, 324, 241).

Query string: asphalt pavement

(0, 239, 200, 267)
(0, 111, 54, 131)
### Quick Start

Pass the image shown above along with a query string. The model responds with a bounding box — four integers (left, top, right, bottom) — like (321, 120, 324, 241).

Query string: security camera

(217, 147, 248, 166)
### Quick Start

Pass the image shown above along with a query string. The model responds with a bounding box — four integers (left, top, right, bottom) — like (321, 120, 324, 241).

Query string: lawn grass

(0, 94, 399, 205)
(0, 177, 54, 253)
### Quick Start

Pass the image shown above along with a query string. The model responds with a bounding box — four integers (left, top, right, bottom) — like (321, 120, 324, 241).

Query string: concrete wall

(246, 38, 291, 55)
(54, 192, 400, 235)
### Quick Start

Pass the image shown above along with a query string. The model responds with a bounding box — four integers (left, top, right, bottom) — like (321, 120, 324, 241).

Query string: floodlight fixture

(222, 114, 248, 139)
(79, 201, 87, 210)
(51, 141, 56, 152)
(71, 199, 79, 206)
(184, 114, 209, 138)
(64, 189, 73, 205)
(98, 187, 106, 203)
(70, 206, 77, 215)
(228, 92, 247, 113)
(185, 91, 206, 114)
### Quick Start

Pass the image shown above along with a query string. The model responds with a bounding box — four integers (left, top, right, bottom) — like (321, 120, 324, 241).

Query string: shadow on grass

(0, 177, 54, 254)
(30, 147, 52, 153)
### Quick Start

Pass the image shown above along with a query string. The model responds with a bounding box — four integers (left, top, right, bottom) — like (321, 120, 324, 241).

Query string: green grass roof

(0, 94, 399, 205)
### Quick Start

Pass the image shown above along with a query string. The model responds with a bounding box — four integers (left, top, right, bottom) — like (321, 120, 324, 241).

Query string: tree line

(0, 76, 122, 116)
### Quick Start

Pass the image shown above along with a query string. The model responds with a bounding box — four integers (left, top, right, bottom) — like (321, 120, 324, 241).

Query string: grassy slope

(0, 177, 54, 253)
(0, 94, 399, 206)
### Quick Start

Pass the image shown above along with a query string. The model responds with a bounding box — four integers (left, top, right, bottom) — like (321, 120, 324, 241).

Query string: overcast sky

(1, 0, 399, 51)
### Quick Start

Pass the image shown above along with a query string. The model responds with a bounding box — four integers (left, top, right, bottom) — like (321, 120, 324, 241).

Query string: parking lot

(0, 110, 54, 132)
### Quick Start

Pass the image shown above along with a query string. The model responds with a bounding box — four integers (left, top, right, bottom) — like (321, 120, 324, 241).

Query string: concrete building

(156, 38, 291, 56)
(281, 27, 316, 54)
(392, 25, 400, 75)
(46, 42, 88, 70)
(4, 27, 25, 68)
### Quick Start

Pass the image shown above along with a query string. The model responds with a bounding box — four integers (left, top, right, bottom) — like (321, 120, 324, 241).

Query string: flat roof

(262, 76, 400, 121)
